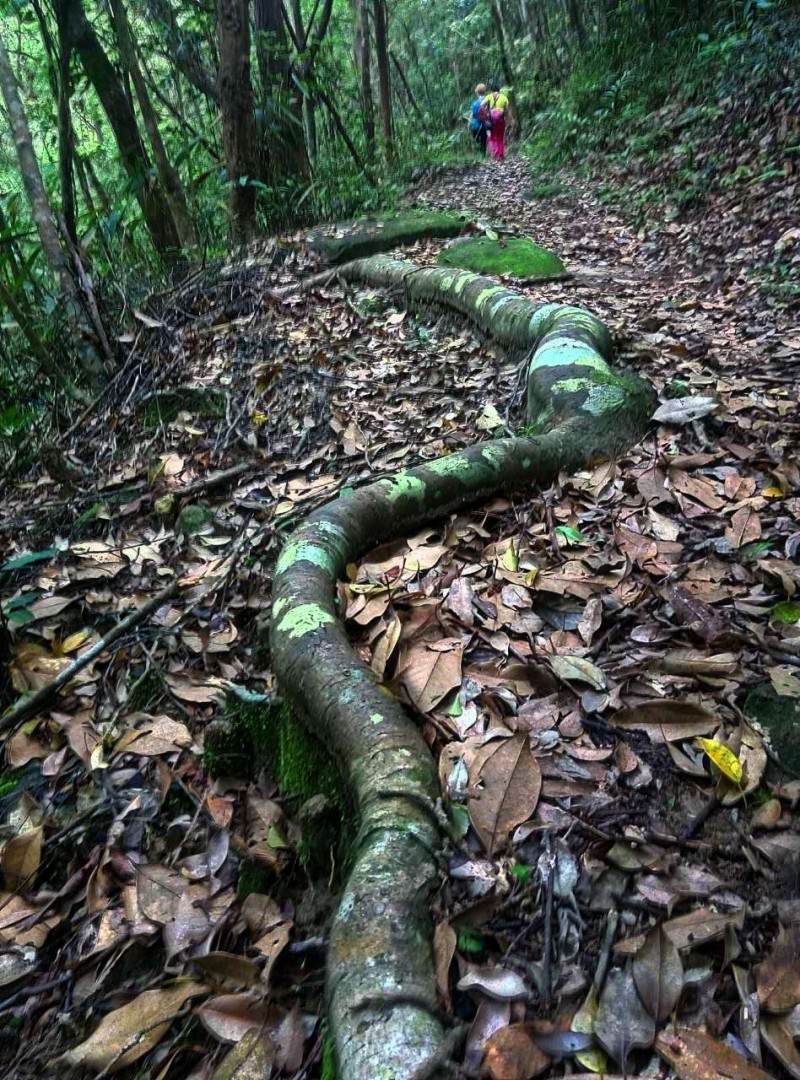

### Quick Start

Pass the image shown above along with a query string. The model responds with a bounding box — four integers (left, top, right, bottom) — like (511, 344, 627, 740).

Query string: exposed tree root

(270, 255, 655, 1079)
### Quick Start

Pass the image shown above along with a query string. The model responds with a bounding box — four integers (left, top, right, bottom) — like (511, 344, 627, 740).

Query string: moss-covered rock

(437, 236, 567, 281)
(745, 683, 800, 775)
(308, 210, 469, 263)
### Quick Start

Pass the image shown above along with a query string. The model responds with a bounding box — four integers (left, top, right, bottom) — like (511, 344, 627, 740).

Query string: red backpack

(477, 99, 493, 127)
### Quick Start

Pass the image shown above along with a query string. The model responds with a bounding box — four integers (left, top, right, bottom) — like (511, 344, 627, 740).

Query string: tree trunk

(390, 50, 422, 120)
(489, 0, 516, 84)
(354, 0, 375, 158)
(0, 30, 102, 387)
(565, 0, 588, 46)
(218, 0, 259, 242)
(254, 0, 309, 182)
(109, 0, 196, 248)
(60, 0, 181, 259)
(373, 0, 393, 161)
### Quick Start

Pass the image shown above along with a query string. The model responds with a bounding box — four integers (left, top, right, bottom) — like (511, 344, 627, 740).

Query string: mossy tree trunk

(270, 255, 655, 1079)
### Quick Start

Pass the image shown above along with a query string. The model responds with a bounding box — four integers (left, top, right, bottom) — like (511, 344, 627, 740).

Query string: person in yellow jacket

(482, 81, 510, 161)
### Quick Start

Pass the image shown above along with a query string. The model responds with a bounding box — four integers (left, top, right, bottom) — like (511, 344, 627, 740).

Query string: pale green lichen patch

(453, 271, 480, 295)
(276, 541, 335, 575)
(583, 384, 628, 415)
(277, 603, 335, 639)
(380, 472, 426, 502)
(475, 285, 506, 311)
(530, 339, 608, 370)
(426, 454, 471, 478)
(529, 303, 565, 339)
(370, 713, 384, 725)
(481, 444, 507, 469)
(272, 596, 289, 619)
(551, 377, 594, 394)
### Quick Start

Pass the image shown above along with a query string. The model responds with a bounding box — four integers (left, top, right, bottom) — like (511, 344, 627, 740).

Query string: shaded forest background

(0, 0, 798, 461)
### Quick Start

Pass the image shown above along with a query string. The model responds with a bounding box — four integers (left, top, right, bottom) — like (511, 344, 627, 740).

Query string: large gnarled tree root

(270, 255, 655, 1079)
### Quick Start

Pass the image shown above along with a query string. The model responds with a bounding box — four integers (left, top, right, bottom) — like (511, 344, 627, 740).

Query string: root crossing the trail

(271, 254, 654, 1080)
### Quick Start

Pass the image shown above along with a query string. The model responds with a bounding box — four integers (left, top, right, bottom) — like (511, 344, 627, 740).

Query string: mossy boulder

(745, 684, 800, 775)
(437, 236, 567, 281)
(308, 210, 469, 263)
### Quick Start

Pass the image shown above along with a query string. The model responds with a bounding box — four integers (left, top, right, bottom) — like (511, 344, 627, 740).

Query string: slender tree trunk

(60, 0, 181, 259)
(390, 50, 422, 120)
(145, 0, 220, 103)
(109, 0, 196, 248)
(218, 0, 259, 242)
(0, 35, 73, 290)
(55, 12, 78, 246)
(373, 0, 393, 161)
(355, 0, 375, 159)
(489, 0, 516, 84)
(565, 0, 588, 46)
(254, 0, 309, 183)
(0, 30, 102, 386)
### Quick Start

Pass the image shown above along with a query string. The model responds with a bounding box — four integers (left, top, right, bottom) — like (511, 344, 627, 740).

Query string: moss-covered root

(307, 210, 468, 263)
(270, 256, 655, 1080)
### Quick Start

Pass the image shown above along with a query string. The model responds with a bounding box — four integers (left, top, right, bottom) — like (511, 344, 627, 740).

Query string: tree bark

(218, 0, 259, 242)
(271, 254, 654, 1080)
(0, 29, 102, 386)
(565, 0, 588, 46)
(61, 0, 181, 259)
(354, 0, 375, 158)
(373, 0, 393, 161)
(489, 0, 516, 84)
(109, 0, 196, 249)
(254, 0, 309, 182)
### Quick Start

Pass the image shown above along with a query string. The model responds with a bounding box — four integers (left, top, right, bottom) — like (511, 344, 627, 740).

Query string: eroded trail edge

(270, 254, 655, 1079)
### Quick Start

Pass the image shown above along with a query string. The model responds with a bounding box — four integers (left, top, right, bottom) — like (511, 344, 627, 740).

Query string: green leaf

(556, 525, 584, 544)
(0, 548, 58, 573)
(457, 929, 484, 955)
(739, 540, 772, 560)
(772, 602, 800, 625)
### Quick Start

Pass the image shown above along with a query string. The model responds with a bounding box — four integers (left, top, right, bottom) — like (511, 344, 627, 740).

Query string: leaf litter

(0, 156, 798, 1077)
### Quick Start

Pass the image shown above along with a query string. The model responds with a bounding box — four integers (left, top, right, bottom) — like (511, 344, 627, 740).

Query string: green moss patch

(437, 236, 567, 281)
(308, 210, 469, 263)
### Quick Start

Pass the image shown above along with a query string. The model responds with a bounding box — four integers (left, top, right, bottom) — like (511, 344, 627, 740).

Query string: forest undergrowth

(0, 144, 799, 1078)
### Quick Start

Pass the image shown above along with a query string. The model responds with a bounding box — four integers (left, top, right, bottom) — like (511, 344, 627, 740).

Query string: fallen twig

(0, 581, 178, 734)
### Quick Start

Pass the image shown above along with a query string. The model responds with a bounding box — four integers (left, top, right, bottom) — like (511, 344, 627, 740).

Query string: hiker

(483, 81, 510, 161)
(469, 82, 489, 154)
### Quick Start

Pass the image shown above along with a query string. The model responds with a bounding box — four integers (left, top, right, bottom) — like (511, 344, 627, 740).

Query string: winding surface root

(270, 255, 655, 1079)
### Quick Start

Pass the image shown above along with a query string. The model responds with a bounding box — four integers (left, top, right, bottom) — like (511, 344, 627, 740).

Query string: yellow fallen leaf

(695, 737, 743, 784)
(60, 628, 92, 654)
(762, 486, 784, 498)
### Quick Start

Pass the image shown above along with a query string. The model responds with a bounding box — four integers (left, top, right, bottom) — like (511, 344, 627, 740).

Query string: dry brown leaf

(57, 980, 207, 1071)
(469, 734, 542, 856)
(196, 993, 277, 1044)
(483, 1023, 550, 1079)
(401, 639, 463, 713)
(655, 1028, 776, 1080)
(616, 905, 746, 955)
(757, 924, 800, 1013)
(595, 968, 655, 1067)
(1, 826, 43, 891)
(610, 700, 718, 743)
(212, 1028, 275, 1080)
(725, 506, 762, 548)
(761, 1011, 800, 1079)
(632, 924, 683, 1022)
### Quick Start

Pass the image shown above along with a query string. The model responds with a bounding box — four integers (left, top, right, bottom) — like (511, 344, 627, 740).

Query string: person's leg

(479, 126, 488, 154)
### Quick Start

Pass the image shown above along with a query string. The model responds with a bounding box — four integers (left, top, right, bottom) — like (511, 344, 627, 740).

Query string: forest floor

(0, 155, 799, 1079)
